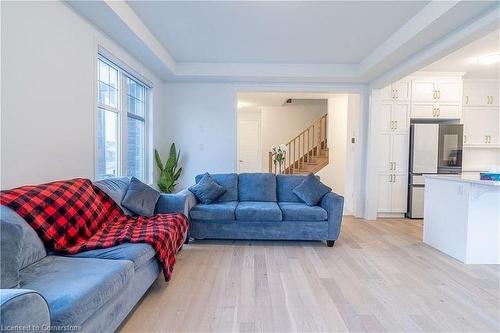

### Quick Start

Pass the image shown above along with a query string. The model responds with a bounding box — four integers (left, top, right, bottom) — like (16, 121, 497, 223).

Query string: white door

(411, 103, 435, 119)
(377, 174, 392, 212)
(412, 80, 436, 102)
(484, 108, 500, 145)
(436, 103, 460, 119)
(392, 133, 409, 173)
(392, 103, 410, 131)
(391, 174, 408, 212)
(393, 81, 411, 101)
(437, 81, 462, 102)
(238, 119, 261, 172)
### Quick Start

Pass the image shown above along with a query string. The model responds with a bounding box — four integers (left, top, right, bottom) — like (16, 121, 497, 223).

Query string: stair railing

(268, 113, 328, 174)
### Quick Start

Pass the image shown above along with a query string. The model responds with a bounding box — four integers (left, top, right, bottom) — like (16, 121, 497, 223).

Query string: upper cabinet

(463, 80, 499, 107)
(381, 80, 411, 101)
(410, 74, 463, 119)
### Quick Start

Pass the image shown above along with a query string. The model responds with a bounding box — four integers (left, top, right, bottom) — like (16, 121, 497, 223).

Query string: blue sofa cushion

(238, 173, 277, 202)
(293, 173, 332, 206)
(189, 173, 226, 204)
(279, 202, 328, 221)
(94, 177, 134, 215)
(121, 177, 160, 217)
(69, 243, 156, 270)
(20, 255, 133, 327)
(276, 174, 309, 202)
(0, 221, 23, 288)
(236, 202, 282, 221)
(195, 173, 238, 202)
(190, 201, 238, 221)
(0, 206, 46, 269)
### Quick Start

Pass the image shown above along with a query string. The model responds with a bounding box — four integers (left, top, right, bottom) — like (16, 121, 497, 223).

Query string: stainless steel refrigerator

(407, 123, 463, 218)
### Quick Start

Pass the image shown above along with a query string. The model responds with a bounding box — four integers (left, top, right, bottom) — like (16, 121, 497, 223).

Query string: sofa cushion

(121, 177, 160, 217)
(0, 221, 23, 288)
(189, 173, 226, 204)
(20, 255, 133, 327)
(276, 174, 309, 202)
(235, 202, 282, 221)
(93, 177, 134, 215)
(293, 173, 332, 206)
(190, 201, 238, 221)
(0, 206, 46, 270)
(195, 173, 238, 202)
(279, 202, 328, 221)
(68, 243, 156, 270)
(238, 173, 277, 202)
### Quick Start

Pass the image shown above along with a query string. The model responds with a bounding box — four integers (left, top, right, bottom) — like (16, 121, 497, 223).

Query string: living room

(1, 1, 499, 333)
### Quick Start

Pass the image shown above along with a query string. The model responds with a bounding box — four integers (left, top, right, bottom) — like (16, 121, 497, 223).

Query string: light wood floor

(120, 217, 500, 332)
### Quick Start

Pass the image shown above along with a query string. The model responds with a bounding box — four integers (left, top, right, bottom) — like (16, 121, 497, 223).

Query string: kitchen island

(423, 174, 500, 264)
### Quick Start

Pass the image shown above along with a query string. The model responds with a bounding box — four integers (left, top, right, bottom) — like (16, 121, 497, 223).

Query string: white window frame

(95, 54, 151, 182)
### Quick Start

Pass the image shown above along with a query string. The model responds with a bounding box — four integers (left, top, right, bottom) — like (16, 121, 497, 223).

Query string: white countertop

(425, 174, 500, 187)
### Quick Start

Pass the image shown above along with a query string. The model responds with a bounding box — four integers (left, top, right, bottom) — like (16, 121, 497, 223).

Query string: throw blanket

(0, 178, 188, 281)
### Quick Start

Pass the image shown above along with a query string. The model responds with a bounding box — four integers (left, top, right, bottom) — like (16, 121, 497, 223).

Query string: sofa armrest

(154, 189, 197, 217)
(1, 289, 50, 330)
(320, 192, 344, 240)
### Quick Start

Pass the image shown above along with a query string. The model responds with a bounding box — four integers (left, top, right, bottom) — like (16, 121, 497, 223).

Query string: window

(96, 56, 149, 181)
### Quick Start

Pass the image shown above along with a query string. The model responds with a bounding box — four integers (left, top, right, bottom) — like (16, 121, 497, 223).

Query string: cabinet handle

(433, 90, 436, 99)
(432, 108, 436, 117)
(464, 135, 467, 144)
(491, 96, 494, 104)
(394, 121, 398, 129)
(485, 135, 488, 143)
(438, 90, 441, 99)
(393, 162, 396, 170)
(437, 108, 440, 117)
(390, 121, 394, 130)
(465, 96, 469, 104)
(396, 89, 399, 99)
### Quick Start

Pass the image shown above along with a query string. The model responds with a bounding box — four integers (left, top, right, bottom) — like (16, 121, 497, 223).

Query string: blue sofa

(186, 173, 344, 246)
(0, 177, 190, 333)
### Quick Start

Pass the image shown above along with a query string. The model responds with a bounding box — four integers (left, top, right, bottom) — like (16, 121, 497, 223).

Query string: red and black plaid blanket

(0, 178, 188, 281)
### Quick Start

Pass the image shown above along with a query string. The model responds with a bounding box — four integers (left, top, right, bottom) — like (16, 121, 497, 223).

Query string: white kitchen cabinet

(412, 77, 462, 103)
(377, 175, 392, 212)
(392, 133, 409, 173)
(381, 80, 411, 101)
(391, 175, 409, 212)
(411, 103, 460, 119)
(463, 108, 499, 146)
(463, 80, 499, 107)
(378, 133, 392, 172)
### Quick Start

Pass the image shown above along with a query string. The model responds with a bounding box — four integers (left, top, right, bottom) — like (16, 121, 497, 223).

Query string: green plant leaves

(155, 143, 182, 193)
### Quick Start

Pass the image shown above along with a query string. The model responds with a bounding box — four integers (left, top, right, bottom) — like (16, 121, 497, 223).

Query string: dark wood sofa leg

(184, 236, 190, 244)
(326, 240, 335, 247)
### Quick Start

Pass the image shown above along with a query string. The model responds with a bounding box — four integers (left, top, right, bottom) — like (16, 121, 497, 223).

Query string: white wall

(260, 101, 326, 171)
(1, 1, 165, 189)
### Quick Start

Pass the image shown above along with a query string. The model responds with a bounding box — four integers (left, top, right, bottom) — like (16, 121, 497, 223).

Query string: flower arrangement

(271, 144, 287, 172)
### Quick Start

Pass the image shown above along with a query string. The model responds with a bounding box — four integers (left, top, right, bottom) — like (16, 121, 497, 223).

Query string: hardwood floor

(120, 217, 500, 332)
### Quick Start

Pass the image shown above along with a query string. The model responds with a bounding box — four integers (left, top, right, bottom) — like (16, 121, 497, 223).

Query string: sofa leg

(326, 240, 335, 247)
(184, 236, 190, 244)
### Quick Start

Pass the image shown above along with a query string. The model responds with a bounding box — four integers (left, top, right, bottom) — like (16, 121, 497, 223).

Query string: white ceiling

(423, 29, 500, 79)
(126, 1, 428, 64)
(67, 1, 500, 84)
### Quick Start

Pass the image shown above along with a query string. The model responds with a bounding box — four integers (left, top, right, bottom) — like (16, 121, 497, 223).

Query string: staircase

(268, 113, 329, 175)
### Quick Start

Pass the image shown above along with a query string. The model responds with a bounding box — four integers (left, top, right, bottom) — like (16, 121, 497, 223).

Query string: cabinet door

(437, 81, 462, 102)
(378, 133, 393, 172)
(483, 108, 500, 145)
(379, 103, 393, 132)
(462, 108, 486, 145)
(393, 81, 411, 101)
(436, 103, 460, 119)
(412, 80, 436, 102)
(377, 174, 392, 212)
(483, 83, 499, 107)
(411, 103, 435, 119)
(391, 175, 408, 213)
(392, 133, 409, 173)
(464, 82, 499, 106)
(392, 103, 410, 131)
(381, 85, 394, 101)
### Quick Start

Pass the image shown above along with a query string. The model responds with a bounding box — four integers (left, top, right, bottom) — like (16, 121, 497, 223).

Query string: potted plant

(271, 144, 287, 173)
(154, 143, 182, 193)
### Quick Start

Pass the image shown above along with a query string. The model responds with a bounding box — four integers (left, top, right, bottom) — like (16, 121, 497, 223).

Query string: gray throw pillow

(122, 177, 161, 217)
(188, 173, 226, 204)
(293, 173, 332, 206)
(1, 221, 23, 288)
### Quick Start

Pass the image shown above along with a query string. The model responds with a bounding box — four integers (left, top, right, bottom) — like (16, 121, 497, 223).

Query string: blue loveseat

(186, 173, 344, 246)
(0, 177, 190, 333)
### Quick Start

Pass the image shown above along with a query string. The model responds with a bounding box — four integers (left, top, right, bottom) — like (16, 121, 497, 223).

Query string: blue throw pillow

(122, 177, 161, 217)
(293, 173, 332, 206)
(189, 173, 226, 204)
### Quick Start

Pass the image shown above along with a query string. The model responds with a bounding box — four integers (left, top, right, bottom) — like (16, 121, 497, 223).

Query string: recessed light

(471, 53, 500, 65)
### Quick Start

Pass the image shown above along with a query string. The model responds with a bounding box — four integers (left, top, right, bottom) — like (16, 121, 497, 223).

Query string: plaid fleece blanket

(0, 178, 188, 281)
